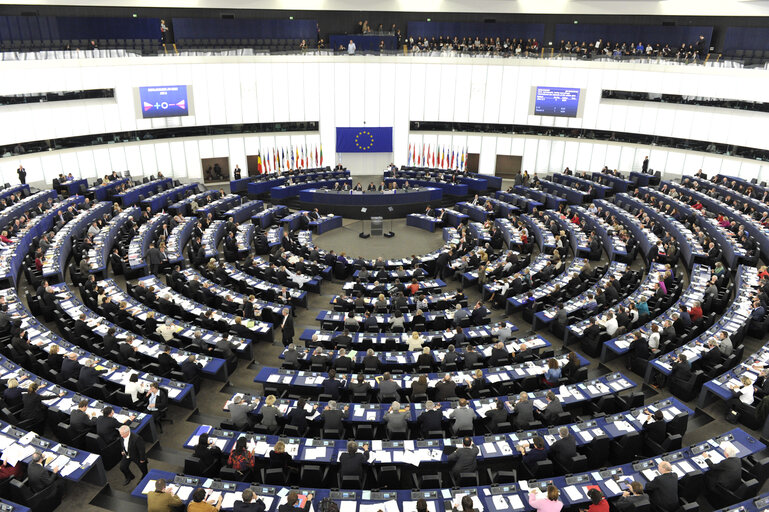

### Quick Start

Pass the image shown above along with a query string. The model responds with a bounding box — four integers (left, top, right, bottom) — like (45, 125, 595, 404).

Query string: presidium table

(299, 187, 443, 218)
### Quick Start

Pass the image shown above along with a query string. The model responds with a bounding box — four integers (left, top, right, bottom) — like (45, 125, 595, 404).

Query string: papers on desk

(304, 447, 327, 460)
(563, 485, 584, 501)
(604, 479, 622, 495)
(613, 420, 635, 433)
(403, 501, 435, 512)
(2, 443, 34, 466)
(360, 500, 399, 512)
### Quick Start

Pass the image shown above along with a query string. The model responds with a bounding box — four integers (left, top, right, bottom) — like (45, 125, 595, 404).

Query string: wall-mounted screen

(533, 87, 582, 117)
(138, 85, 190, 118)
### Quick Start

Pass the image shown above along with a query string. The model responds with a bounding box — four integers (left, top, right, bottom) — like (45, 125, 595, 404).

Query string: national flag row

(253, 145, 324, 174)
(407, 143, 468, 171)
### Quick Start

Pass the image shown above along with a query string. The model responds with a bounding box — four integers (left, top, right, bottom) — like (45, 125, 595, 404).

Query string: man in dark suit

(156, 345, 178, 375)
(704, 444, 741, 491)
(233, 489, 267, 512)
(27, 451, 65, 496)
(448, 437, 479, 480)
(310, 347, 330, 370)
(280, 308, 294, 346)
(339, 440, 370, 479)
(118, 425, 147, 485)
(434, 374, 458, 401)
(321, 400, 348, 433)
(362, 348, 381, 371)
(70, 399, 96, 436)
(180, 355, 203, 382)
(334, 348, 354, 372)
(417, 400, 444, 437)
(470, 301, 489, 326)
(78, 359, 109, 391)
(462, 344, 481, 370)
(97, 406, 135, 444)
(549, 426, 577, 468)
(484, 400, 509, 433)
(74, 313, 90, 338)
(22, 382, 63, 425)
(645, 461, 679, 511)
(145, 242, 163, 275)
(60, 353, 82, 381)
(511, 392, 535, 430)
(321, 369, 344, 400)
(642, 410, 666, 445)
(537, 391, 564, 425)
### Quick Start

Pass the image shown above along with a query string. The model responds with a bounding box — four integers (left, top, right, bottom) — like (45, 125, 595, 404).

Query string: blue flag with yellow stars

(336, 127, 393, 153)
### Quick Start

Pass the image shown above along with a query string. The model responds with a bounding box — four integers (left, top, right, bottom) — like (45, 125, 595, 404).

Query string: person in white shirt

(156, 318, 178, 342)
(599, 312, 618, 336)
(347, 40, 356, 55)
(407, 331, 424, 351)
(729, 376, 754, 408)
(648, 324, 661, 353)
(124, 373, 145, 404)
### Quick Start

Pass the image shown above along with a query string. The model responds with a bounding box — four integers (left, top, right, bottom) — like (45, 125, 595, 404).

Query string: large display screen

(534, 87, 581, 117)
(138, 85, 189, 119)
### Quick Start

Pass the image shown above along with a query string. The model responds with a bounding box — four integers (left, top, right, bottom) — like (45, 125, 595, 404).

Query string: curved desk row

(513, 185, 566, 211)
(615, 193, 707, 269)
(667, 181, 769, 263)
(0, 195, 82, 289)
(88, 206, 140, 278)
(644, 188, 748, 269)
(300, 187, 442, 218)
(42, 202, 112, 283)
(114, 178, 173, 207)
(3, 288, 197, 408)
(140, 183, 198, 213)
(87, 177, 129, 201)
(224, 199, 264, 224)
(133, 428, 761, 510)
(168, 189, 220, 216)
(553, 174, 610, 199)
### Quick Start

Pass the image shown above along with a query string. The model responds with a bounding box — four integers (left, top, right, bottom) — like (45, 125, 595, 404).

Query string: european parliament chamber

(1, 3, 769, 512)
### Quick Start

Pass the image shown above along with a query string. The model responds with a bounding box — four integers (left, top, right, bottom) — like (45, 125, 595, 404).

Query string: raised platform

(299, 186, 443, 218)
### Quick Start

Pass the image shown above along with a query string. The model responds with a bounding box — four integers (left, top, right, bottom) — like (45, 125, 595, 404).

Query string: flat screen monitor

(138, 85, 190, 118)
(532, 86, 582, 118)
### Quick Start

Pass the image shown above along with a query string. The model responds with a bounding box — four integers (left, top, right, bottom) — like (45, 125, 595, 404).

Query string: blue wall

(0, 15, 159, 41)
(554, 24, 712, 48)
(723, 27, 769, 51)
(171, 17, 317, 40)
(406, 21, 544, 41)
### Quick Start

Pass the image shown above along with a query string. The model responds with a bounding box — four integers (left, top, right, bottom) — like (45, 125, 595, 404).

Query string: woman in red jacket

(582, 489, 609, 512)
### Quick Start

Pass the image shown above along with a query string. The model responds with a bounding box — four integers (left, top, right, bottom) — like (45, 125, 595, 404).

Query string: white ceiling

(4, 0, 769, 16)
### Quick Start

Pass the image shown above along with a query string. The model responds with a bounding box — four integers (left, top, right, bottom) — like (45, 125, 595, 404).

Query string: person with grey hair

(450, 398, 475, 434)
(321, 399, 349, 434)
(549, 426, 577, 468)
(78, 357, 109, 391)
(229, 394, 258, 430)
(384, 401, 409, 436)
(118, 424, 147, 485)
(283, 343, 300, 369)
(233, 487, 266, 512)
(27, 451, 64, 495)
(645, 461, 678, 511)
(192, 329, 213, 353)
(156, 317, 177, 341)
(703, 442, 741, 491)
(417, 399, 443, 436)
(339, 439, 369, 479)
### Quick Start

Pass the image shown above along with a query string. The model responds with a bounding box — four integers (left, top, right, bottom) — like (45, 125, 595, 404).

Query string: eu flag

(336, 127, 393, 153)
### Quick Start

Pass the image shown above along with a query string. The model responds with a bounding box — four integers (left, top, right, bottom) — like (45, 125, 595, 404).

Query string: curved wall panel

(1, 55, 768, 183)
